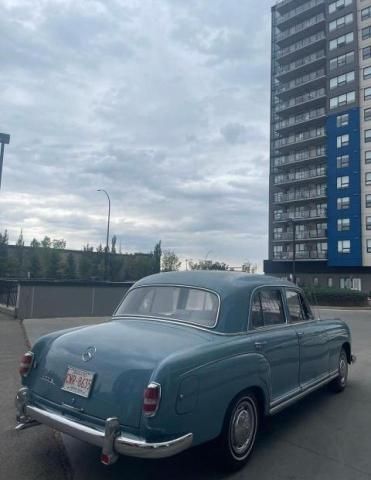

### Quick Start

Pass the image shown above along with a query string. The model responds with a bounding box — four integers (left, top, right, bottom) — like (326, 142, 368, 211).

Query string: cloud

(0, 0, 273, 268)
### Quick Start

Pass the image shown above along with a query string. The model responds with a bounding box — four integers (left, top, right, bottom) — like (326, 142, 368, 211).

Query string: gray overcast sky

(0, 0, 273, 268)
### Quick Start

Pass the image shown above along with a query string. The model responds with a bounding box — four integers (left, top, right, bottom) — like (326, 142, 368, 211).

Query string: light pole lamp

(288, 218, 296, 284)
(0, 133, 10, 190)
(97, 189, 111, 280)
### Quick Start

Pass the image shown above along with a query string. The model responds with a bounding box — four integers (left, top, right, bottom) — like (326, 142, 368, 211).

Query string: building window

(366, 151, 371, 164)
(330, 72, 354, 90)
(337, 196, 350, 209)
(337, 218, 350, 231)
(329, 13, 353, 31)
(366, 216, 371, 230)
(330, 91, 355, 110)
(352, 278, 362, 291)
(365, 130, 371, 143)
(367, 239, 371, 253)
(363, 46, 371, 60)
(338, 240, 351, 254)
(337, 175, 349, 188)
(329, 0, 352, 14)
(340, 277, 352, 289)
(328, 277, 333, 288)
(366, 172, 371, 185)
(336, 113, 349, 127)
(362, 26, 371, 40)
(365, 88, 371, 101)
(337, 154, 349, 168)
(362, 6, 371, 20)
(337, 134, 349, 148)
(365, 109, 371, 122)
(366, 194, 371, 208)
(329, 32, 354, 51)
(329, 51, 354, 70)
(364, 66, 371, 80)
(313, 277, 319, 286)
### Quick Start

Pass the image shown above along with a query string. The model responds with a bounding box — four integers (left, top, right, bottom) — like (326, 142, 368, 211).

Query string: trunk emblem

(82, 346, 96, 362)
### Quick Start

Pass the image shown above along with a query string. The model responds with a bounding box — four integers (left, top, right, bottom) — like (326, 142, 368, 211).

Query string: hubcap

(230, 399, 256, 456)
(339, 354, 347, 385)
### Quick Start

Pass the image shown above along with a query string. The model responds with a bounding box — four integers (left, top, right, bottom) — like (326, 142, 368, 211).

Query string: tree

(52, 238, 66, 249)
(161, 250, 181, 272)
(46, 249, 61, 278)
(79, 254, 92, 279)
(29, 251, 42, 278)
(41, 236, 51, 248)
(0, 230, 9, 277)
(153, 241, 162, 273)
(64, 253, 77, 279)
(111, 235, 117, 254)
(189, 260, 229, 271)
(15, 230, 25, 277)
(30, 238, 40, 248)
(242, 261, 258, 274)
(82, 243, 94, 252)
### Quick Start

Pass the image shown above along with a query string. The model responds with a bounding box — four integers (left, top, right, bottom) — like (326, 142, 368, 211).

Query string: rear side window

(285, 290, 314, 322)
(251, 289, 286, 328)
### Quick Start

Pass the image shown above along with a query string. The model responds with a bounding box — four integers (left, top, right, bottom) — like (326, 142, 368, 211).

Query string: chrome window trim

(113, 284, 221, 330)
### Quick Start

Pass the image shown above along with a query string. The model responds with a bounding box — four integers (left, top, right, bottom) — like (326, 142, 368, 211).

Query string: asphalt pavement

(3, 309, 371, 480)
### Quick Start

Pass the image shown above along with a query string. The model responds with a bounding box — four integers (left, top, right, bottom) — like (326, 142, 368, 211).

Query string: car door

(285, 289, 330, 388)
(249, 287, 300, 403)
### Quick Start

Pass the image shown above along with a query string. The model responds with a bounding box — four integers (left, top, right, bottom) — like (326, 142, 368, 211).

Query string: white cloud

(0, 0, 273, 268)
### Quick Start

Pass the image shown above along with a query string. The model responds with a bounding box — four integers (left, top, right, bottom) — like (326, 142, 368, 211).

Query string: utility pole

(0, 133, 10, 190)
(97, 189, 111, 280)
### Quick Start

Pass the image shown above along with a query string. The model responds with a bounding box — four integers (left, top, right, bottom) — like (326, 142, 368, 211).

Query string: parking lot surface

(3, 309, 371, 480)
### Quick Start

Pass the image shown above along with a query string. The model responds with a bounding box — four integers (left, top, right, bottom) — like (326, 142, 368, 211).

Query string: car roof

(132, 272, 296, 333)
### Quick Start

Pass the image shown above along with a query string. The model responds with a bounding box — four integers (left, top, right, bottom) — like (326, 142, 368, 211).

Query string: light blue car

(15, 272, 355, 471)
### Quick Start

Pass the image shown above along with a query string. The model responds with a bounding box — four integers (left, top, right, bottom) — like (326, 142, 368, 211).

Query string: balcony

(276, 13, 326, 46)
(273, 250, 327, 260)
(276, 50, 326, 81)
(274, 146, 326, 168)
(276, 31, 326, 63)
(273, 208, 327, 222)
(274, 187, 327, 204)
(275, 0, 308, 15)
(274, 167, 326, 185)
(276, 0, 325, 29)
(276, 69, 326, 97)
(275, 107, 326, 132)
(273, 229, 327, 241)
(274, 127, 325, 150)
(275, 88, 326, 116)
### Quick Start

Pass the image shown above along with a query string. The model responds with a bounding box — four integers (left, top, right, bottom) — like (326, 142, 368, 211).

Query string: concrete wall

(16, 281, 134, 320)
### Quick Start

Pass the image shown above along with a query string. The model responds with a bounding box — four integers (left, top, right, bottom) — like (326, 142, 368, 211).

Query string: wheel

(217, 392, 259, 471)
(329, 347, 348, 393)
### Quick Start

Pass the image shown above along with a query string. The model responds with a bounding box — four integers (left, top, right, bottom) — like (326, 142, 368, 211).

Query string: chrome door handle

(254, 341, 267, 350)
(297, 332, 304, 338)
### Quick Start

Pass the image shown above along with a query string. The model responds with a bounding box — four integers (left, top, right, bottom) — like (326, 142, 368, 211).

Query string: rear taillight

(143, 382, 161, 417)
(19, 351, 34, 377)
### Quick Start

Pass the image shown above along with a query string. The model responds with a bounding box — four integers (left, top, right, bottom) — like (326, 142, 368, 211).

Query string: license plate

(62, 366, 95, 398)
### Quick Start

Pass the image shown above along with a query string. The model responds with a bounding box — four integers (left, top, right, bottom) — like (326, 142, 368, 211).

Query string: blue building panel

(326, 108, 361, 267)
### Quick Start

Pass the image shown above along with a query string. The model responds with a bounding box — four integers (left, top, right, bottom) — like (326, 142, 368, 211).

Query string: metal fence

(0, 280, 18, 308)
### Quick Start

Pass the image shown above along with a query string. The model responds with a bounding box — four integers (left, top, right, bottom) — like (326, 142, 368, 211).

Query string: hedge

(303, 286, 369, 307)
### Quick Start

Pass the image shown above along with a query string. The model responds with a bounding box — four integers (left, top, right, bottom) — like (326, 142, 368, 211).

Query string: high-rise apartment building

(264, 0, 371, 291)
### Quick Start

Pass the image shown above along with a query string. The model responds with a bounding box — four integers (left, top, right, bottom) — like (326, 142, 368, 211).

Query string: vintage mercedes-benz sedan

(15, 272, 355, 470)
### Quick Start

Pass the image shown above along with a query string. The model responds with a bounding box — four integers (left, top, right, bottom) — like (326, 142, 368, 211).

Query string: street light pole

(97, 189, 111, 280)
(0, 133, 11, 190)
(289, 218, 296, 284)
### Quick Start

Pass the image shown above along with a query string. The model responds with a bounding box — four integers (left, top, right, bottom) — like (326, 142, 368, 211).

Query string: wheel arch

(342, 341, 351, 364)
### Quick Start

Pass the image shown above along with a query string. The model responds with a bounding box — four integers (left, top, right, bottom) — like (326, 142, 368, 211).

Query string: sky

(0, 0, 273, 269)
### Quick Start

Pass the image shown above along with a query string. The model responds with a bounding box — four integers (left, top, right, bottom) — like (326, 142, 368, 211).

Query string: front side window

(286, 290, 313, 323)
(251, 289, 286, 328)
(115, 286, 219, 327)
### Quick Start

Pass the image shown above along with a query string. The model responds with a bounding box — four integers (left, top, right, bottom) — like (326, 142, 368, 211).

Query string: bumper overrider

(15, 387, 193, 465)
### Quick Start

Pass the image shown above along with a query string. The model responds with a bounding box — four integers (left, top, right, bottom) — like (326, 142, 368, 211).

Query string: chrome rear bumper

(15, 387, 193, 464)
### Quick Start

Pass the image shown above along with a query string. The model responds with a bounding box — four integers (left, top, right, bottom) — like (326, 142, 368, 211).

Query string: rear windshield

(115, 286, 219, 328)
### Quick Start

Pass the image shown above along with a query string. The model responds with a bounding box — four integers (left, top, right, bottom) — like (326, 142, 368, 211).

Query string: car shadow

(97, 385, 344, 480)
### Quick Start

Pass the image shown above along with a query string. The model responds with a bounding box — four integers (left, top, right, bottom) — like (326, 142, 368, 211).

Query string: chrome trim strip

(113, 284, 221, 330)
(15, 389, 193, 460)
(269, 371, 339, 415)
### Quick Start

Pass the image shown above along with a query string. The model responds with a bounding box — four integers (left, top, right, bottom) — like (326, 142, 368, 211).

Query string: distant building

(264, 0, 371, 292)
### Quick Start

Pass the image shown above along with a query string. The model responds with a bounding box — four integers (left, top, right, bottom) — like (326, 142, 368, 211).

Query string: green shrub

(303, 286, 368, 307)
